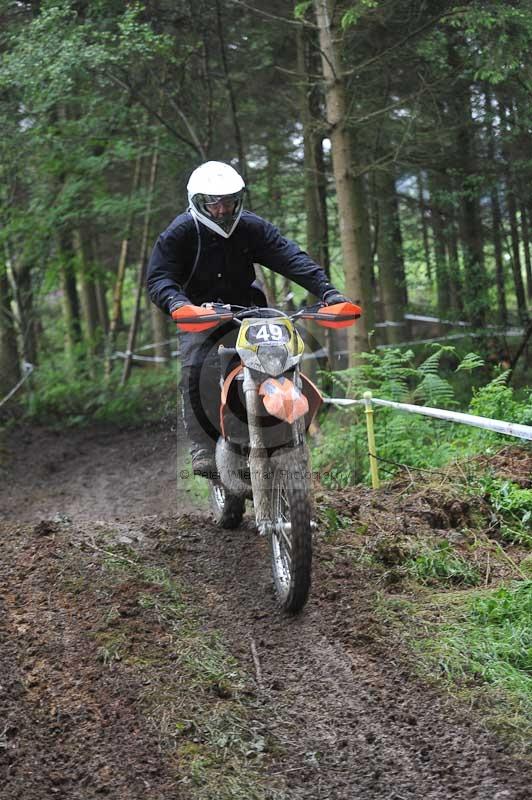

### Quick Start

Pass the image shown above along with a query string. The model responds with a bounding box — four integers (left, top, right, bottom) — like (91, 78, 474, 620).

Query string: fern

(314, 344, 530, 488)
(415, 373, 456, 407)
(470, 371, 532, 424)
(488, 370, 512, 387)
(456, 352, 485, 372)
(417, 348, 445, 376)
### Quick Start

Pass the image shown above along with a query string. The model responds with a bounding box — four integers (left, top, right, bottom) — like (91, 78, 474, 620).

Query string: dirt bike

(173, 300, 361, 613)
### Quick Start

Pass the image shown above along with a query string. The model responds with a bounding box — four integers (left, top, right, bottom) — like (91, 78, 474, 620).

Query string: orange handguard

(171, 304, 231, 332)
(316, 301, 362, 329)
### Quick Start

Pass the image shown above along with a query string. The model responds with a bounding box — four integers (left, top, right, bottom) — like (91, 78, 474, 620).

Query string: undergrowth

(405, 541, 481, 587)
(400, 581, 532, 754)
(313, 347, 531, 488)
(474, 475, 532, 548)
(23, 355, 178, 427)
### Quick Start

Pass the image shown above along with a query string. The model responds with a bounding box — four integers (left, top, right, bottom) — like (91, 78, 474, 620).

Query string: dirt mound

(0, 525, 177, 799)
(0, 425, 530, 799)
(477, 445, 532, 488)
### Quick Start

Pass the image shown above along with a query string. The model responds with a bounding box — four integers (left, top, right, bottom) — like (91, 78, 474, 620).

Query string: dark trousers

(179, 322, 239, 455)
(180, 359, 222, 454)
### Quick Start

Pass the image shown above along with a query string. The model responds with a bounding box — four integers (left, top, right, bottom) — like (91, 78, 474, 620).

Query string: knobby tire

(270, 454, 312, 613)
(210, 481, 245, 529)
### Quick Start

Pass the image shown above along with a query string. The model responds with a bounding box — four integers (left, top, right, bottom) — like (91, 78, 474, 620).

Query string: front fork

(243, 367, 272, 535)
(243, 367, 305, 535)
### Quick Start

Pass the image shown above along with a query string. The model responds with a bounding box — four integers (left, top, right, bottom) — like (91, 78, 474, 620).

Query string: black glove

(322, 288, 350, 306)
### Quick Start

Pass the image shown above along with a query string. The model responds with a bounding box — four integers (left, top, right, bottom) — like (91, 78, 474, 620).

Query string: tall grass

(410, 581, 532, 751)
(434, 582, 532, 694)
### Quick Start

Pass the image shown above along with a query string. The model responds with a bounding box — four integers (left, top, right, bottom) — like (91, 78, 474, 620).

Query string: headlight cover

(256, 344, 289, 376)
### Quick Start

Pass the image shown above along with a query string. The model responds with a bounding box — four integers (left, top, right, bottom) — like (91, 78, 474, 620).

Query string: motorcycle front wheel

(270, 457, 312, 613)
(210, 480, 245, 529)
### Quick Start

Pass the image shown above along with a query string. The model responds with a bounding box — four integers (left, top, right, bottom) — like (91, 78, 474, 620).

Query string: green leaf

(294, 2, 312, 20)
(456, 352, 485, 373)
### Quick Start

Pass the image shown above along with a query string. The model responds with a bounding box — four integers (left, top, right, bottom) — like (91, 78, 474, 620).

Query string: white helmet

(187, 161, 245, 238)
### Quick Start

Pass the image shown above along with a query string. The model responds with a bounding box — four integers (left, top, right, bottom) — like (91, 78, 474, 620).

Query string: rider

(147, 160, 349, 476)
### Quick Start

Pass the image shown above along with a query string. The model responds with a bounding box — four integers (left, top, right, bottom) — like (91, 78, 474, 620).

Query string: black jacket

(147, 210, 334, 313)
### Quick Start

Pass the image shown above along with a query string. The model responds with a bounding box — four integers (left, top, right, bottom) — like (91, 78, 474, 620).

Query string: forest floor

(0, 421, 530, 799)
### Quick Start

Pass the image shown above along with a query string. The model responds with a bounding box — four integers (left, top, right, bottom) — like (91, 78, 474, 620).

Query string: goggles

(203, 192, 241, 208)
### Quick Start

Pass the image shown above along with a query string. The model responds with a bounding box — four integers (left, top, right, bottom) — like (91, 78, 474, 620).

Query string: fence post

(363, 391, 380, 489)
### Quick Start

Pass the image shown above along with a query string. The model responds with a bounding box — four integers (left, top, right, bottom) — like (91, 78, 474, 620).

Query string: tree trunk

(85, 227, 109, 334)
(497, 94, 528, 324)
(215, 0, 277, 304)
(58, 232, 82, 360)
(95, 280, 109, 334)
(375, 165, 407, 343)
(484, 89, 507, 327)
(149, 305, 172, 366)
(418, 172, 432, 283)
(446, 215, 463, 315)
(491, 187, 508, 327)
(428, 172, 451, 316)
(296, 22, 329, 274)
(296, 21, 331, 379)
(447, 43, 487, 328)
(314, 0, 370, 357)
(74, 228, 99, 347)
(505, 181, 529, 325)
(11, 259, 37, 365)
(0, 269, 21, 398)
(121, 141, 160, 385)
(519, 201, 532, 300)
(215, 0, 247, 185)
(105, 154, 142, 379)
(457, 192, 487, 327)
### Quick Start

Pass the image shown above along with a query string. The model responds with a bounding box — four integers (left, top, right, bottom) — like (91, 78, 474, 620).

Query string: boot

(191, 447, 217, 478)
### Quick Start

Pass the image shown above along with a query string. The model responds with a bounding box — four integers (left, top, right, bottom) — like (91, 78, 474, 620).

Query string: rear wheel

(270, 454, 312, 613)
(210, 481, 245, 529)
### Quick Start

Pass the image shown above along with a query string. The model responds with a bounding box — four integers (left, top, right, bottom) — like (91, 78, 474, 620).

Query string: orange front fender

(259, 377, 309, 424)
(220, 367, 323, 438)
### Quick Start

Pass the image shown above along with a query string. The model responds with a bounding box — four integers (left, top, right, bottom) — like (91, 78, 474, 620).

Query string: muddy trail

(0, 424, 530, 799)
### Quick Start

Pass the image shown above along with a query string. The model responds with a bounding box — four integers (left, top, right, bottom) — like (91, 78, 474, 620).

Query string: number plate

(245, 322, 291, 345)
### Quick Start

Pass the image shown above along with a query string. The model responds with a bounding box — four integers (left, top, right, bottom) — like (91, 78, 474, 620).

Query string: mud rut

(0, 424, 529, 799)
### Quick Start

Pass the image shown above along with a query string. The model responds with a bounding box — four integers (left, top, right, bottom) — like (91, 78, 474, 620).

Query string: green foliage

(341, 1, 379, 29)
(406, 541, 481, 587)
(470, 372, 532, 425)
(394, 579, 532, 752)
(329, 347, 417, 403)
(428, 581, 532, 698)
(455, 2, 532, 84)
(414, 347, 458, 407)
(476, 475, 532, 548)
(294, 1, 312, 20)
(314, 347, 531, 488)
(321, 506, 350, 534)
(314, 345, 495, 487)
(455, 352, 485, 373)
(25, 350, 177, 427)
(0, 0, 172, 269)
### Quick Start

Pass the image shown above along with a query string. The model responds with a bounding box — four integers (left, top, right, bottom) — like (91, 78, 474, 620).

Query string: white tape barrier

(112, 349, 179, 363)
(0, 362, 35, 409)
(404, 313, 470, 327)
(136, 338, 175, 352)
(323, 396, 532, 441)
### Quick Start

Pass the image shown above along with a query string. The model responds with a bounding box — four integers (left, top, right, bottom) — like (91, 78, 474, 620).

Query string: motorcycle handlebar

(173, 302, 361, 331)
